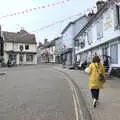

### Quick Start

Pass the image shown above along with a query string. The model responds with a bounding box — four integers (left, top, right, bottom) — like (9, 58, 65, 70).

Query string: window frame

(26, 54, 33, 62)
(25, 44, 29, 50)
(97, 18, 103, 39)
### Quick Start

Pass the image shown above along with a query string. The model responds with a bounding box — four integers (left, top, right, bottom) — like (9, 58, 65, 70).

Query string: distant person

(87, 56, 106, 108)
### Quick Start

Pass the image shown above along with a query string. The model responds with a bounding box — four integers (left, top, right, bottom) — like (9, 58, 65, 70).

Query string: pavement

(52, 64, 120, 120)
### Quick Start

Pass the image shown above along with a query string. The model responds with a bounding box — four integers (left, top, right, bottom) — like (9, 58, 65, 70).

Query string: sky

(0, 0, 100, 44)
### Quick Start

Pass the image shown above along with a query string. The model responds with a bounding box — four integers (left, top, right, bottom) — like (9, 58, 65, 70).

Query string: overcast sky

(0, 0, 102, 43)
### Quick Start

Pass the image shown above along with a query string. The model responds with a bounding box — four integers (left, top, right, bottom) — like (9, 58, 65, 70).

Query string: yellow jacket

(88, 63, 105, 89)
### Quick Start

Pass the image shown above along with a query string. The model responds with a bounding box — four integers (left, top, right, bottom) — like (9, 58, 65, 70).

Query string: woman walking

(88, 56, 106, 108)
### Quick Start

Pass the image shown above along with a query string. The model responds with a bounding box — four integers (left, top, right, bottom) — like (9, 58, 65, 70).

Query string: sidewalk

(53, 65, 120, 120)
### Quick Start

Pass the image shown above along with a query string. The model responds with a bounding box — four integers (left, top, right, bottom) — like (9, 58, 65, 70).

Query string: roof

(61, 22, 74, 34)
(37, 42, 43, 49)
(61, 15, 88, 34)
(74, 1, 111, 40)
(3, 30, 37, 44)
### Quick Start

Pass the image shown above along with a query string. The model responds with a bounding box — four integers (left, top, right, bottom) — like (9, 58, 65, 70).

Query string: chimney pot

(96, 1, 105, 11)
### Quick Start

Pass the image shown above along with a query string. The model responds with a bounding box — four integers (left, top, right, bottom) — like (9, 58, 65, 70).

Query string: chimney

(96, 0, 105, 11)
(88, 10, 95, 19)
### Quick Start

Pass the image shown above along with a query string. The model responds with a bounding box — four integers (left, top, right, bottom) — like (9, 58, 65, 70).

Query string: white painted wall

(4, 43, 13, 51)
(4, 42, 37, 65)
(4, 42, 37, 53)
(62, 24, 74, 50)
(4, 52, 8, 64)
(75, 5, 120, 54)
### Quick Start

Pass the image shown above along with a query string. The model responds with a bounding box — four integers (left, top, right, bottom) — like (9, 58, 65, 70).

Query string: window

(26, 54, 33, 62)
(87, 28, 92, 45)
(116, 5, 120, 25)
(80, 36, 85, 48)
(97, 19, 103, 39)
(110, 43, 118, 64)
(25, 45, 29, 50)
(74, 39, 79, 47)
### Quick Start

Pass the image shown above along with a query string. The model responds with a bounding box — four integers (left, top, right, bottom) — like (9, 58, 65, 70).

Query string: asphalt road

(0, 65, 75, 120)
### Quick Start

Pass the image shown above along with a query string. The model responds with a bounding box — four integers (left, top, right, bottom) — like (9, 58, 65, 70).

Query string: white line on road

(73, 87, 84, 120)
(49, 68, 81, 120)
(72, 88, 79, 120)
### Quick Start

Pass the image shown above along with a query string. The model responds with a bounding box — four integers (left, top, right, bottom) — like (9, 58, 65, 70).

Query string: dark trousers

(91, 89, 99, 100)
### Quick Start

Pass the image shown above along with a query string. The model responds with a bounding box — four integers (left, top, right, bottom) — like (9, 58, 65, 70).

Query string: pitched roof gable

(3, 30, 36, 44)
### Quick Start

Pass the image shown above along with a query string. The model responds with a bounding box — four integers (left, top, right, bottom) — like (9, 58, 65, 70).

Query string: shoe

(93, 99, 97, 108)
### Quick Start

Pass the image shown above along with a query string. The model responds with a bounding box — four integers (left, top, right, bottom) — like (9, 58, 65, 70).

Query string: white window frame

(110, 42, 118, 64)
(97, 18, 103, 39)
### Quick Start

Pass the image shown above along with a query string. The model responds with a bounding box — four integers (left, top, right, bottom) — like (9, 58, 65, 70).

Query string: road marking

(49, 68, 81, 120)
(73, 87, 84, 120)
(61, 74, 81, 120)
(72, 88, 79, 120)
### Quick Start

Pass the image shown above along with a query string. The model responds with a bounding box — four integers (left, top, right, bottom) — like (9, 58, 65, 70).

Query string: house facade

(39, 39, 56, 63)
(55, 37, 62, 64)
(61, 15, 88, 66)
(74, 0, 120, 68)
(37, 42, 44, 63)
(48, 40, 56, 63)
(2, 30, 37, 65)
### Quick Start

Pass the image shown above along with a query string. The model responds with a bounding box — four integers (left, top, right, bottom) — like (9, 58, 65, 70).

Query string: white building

(74, 0, 120, 68)
(48, 40, 56, 63)
(2, 30, 37, 65)
(37, 42, 44, 63)
(61, 15, 88, 66)
(55, 37, 62, 64)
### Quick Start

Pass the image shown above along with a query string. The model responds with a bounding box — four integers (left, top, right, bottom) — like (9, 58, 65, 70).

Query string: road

(0, 65, 75, 120)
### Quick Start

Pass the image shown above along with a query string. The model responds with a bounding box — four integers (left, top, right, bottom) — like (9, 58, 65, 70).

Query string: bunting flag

(0, 0, 98, 20)
(0, 0, 70, 19)
(0, 0, 100, 40)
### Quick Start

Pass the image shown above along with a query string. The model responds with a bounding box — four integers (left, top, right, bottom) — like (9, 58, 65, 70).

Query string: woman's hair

(93, 56, 100, 63)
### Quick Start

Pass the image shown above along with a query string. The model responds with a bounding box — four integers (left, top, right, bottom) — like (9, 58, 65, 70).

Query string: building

(61, 15, 89, 66)
(54, 36, 62, 64)
(2, 29, 37, 65)
(37, 42, 44, 63)
(0, 26, 4, 64)
(41, 39, 50, 63)
(74, 0, 120, 68)
(47, 39, 56, 63)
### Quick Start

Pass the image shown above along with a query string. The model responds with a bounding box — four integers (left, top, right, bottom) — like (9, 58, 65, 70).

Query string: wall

(62, 24, 74, 50)
(55, 38, 61, 56)
(75, 5, 120, 54)
(73, 16, 88, 39)
(4, 42, 37, 53)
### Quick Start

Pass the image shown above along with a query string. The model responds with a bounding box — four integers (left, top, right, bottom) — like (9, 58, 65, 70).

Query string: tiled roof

(3, 30, 36, 44)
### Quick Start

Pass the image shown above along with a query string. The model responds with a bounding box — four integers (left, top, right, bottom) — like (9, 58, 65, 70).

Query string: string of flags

(0, 0, 70, 19)
(15, 0, 120, 41)
(3, 0, 120, 41)
(17, 12, 83, 40)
